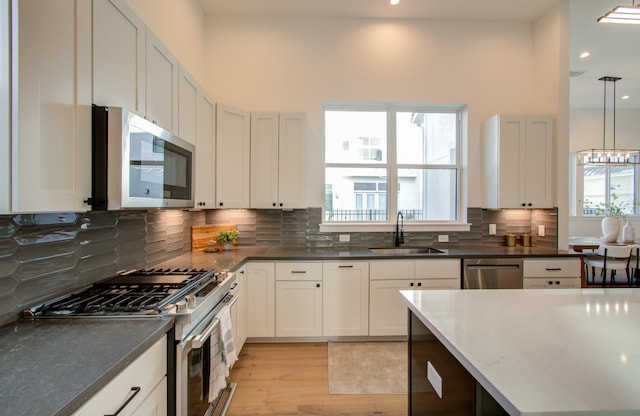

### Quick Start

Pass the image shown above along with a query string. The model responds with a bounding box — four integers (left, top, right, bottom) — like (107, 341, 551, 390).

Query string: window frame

(320, 102, 469, 232)
(572, 158, 639, 218)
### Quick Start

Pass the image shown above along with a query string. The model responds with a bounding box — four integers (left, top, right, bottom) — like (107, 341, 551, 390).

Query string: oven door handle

(227, 293, 238, 307)
(191, 318, 220, 349)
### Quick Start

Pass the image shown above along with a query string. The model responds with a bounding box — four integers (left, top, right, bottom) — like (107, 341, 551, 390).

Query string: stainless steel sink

(368, 247, 443, 255)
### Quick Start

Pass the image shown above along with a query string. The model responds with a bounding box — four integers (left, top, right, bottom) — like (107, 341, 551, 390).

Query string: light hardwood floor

(227, 342, 407, 416)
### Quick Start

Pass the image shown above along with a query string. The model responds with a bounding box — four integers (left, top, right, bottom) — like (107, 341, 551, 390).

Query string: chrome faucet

(395, 211, 404, 247)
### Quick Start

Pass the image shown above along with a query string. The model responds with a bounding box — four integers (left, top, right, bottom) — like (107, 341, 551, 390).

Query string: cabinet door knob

(410, 282, 414, 287)
(279, 203, 283, 207)
(273, 203, 277, 207)
(219, 202, 224, 206)
(316, 283, 321, 288)
(417, 282, 422, 287)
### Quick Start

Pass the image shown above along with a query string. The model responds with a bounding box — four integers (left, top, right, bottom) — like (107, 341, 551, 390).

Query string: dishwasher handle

(465, 264, 521, 269)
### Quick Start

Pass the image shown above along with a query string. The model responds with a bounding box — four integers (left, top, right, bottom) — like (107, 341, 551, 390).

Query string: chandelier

(597, 1, 640, 24)
(577, 76, 640, 166)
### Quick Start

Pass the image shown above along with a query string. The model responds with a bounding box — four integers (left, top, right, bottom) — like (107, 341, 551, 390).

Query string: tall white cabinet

(483, 114, 554, 209)
(145, 29, 179, 133)
(250, 112, 307, 209)
(92, 0, 145, 114)
(216, 104, 251, 208)
(194, 92, 216, 208)
(177, 65, 198, 146)
(5, 0, 92, 214)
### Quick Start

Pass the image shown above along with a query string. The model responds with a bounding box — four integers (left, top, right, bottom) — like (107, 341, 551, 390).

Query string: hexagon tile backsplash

(0, 210, 200, 325)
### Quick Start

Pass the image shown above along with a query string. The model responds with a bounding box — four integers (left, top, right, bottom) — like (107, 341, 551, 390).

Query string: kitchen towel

(217, 304, 238, 369)
(208, 304, 237, 403)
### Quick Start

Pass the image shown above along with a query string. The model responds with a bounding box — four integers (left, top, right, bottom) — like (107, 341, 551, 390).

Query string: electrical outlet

(538, 225, 546, 237)
(489, 224, 496, 235)
(438, 235, 449, 243)
(339, 234, 350, 242)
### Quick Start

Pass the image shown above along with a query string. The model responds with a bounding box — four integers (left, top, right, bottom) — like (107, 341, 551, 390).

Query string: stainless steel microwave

(90, 106, 195, 210)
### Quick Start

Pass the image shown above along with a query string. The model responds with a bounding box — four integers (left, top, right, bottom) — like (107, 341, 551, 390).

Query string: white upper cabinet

(250, 112, 307, 209)
(92, 0, 145, 114)
(250, 112, 279, 208)
(194, 92, 216, 208)
(483, 115, 554, 209)
(5, 0, 92, 213)
(178, 65, 198, 145)
(216, 103, 250, 208)
(145, 29, 179, 133)
(278, 113, 307, 208)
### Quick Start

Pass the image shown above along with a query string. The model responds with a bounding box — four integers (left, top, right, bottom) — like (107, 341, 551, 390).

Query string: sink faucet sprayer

(395, 211, 404, 247)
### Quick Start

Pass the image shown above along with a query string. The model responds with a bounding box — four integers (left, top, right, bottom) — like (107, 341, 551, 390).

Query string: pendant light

(577, 76, 640, 166)
(598, 1, 640, 24)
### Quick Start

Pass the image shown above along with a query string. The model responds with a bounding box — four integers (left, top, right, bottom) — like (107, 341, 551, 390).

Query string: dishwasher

(462, 258, 523, 289)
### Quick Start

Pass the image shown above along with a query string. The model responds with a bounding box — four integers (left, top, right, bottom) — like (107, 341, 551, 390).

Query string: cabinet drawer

(523, 258, 580, 278)
(370, 260, 415, 280)
(416, 278, 461, 290)
(415, 259, 461, 279)
(73, 335, 167, 416)
(276, 262, 323, 281)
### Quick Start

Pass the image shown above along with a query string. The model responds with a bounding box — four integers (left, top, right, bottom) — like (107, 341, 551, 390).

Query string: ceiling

(198, 0, 561, 21)
(198, 0, 640, 110)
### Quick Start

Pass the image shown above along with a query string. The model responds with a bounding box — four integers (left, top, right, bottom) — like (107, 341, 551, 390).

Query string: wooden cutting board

(191, 224, 237, 251)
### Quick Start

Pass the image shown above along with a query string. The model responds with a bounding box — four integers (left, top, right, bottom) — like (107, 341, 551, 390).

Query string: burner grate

(29, 267, 216, 317)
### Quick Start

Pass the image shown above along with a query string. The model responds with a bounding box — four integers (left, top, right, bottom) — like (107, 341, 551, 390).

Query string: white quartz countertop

(400, 288, 640, 416)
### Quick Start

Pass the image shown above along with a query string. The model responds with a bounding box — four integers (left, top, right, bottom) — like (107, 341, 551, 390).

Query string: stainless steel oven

(176, 293, 237, 416)
(24, 267, 238, 416)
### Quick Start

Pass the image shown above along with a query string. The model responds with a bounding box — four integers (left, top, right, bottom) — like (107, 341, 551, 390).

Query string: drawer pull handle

(545, 268, 562, 271)
(291, 271, 307, 274)
(338, 265, 354, 268)
(105, 386, 141, 416)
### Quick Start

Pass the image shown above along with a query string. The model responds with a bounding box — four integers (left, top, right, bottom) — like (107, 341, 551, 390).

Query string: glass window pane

(610, 166, 636, 215)
(398, 168, 457, 221)
(325, 167, 387, 222)
(397, 112, 457, 165)
(583, 166, 605, 214)
(325, 111, 387, 164)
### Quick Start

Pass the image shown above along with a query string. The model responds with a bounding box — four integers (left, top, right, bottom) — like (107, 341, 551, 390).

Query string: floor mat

(328, 341, 407, 395)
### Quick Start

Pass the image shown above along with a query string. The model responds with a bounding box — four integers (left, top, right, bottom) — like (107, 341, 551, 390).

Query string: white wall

(124, 0, 207, 83)
(203, 15, 558, 208)
(533, 2, 570, 248)
(570, 108, 640, 152)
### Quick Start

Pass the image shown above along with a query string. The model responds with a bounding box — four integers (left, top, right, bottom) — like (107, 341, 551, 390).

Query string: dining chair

(583, 244, 633, 287)
(631, 245, 640, 287)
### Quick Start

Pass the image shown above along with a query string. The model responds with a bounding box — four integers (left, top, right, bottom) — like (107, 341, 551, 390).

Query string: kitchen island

(401, 288, 640, 415)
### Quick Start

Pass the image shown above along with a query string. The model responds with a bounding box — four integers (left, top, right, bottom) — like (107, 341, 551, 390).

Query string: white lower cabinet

(245, 262, 275, 338)
(73, 335, 167, 416)
(370, 259, 461, 336)
(322, 261, 369, 337)
(275, 262, 323, 337)
(523, 258, 581, 289)
(230, 266, 247, 353)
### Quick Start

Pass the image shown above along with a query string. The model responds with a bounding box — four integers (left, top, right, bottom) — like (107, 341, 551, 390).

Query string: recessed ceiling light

(622, 95, 630, 99)
(580, 51, 591, 58)
(390, 0, 400, 5)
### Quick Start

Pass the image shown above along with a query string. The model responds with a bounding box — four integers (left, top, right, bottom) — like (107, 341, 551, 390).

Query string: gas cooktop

(24, 268, 219, 317)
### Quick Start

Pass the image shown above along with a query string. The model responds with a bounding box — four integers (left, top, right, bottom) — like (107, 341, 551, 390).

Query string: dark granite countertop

(159, 245, 580, 272)
(0, 317, 173, 416)
(0, 244, 577, 416)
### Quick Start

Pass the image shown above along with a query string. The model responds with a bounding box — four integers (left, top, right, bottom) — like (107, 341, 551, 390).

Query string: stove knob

(175, 301, 187, 313)
(185, 295, 196, 309)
